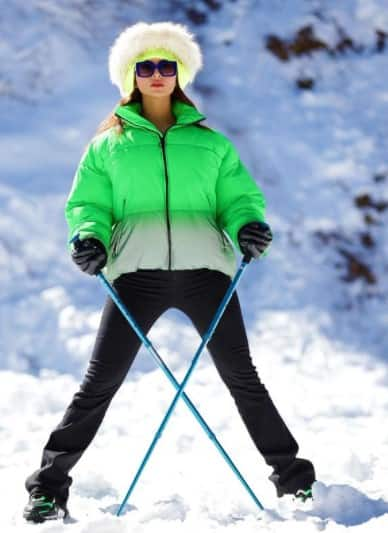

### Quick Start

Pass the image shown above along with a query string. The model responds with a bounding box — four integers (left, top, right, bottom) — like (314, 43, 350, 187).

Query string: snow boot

(268, 457, 316, 500)
(23, 490, 69, 523)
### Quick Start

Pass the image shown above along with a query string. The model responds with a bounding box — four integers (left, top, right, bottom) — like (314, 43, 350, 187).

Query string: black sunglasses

(135, 59, 177, 78)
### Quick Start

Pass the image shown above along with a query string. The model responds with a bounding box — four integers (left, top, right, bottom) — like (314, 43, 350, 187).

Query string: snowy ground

(3, 316, 388, 531)
(1, 0, 388, 531)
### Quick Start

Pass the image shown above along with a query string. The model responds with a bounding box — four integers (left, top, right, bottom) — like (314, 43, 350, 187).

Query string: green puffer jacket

(65, 99, 269, 282)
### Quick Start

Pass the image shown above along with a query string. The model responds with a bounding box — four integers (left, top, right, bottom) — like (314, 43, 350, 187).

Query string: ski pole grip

(242, 243, 261, 263)
(69, 233, 81, 248)
(242, 252, 253, 263)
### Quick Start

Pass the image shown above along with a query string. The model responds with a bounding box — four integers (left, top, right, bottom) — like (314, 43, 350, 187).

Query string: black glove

(71, 237, 107, 275)
(237, 221, 273, 259)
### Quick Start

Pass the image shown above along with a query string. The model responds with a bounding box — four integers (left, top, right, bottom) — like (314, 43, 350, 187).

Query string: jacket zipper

(160, 127, 173, 270)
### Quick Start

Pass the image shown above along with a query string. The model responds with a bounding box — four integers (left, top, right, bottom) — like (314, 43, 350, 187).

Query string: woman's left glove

(71, 237, 107, 275)
(237, 221, 273, 259)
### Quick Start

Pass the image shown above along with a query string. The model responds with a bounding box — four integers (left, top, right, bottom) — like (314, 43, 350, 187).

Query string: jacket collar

(114, 99, 207, 134)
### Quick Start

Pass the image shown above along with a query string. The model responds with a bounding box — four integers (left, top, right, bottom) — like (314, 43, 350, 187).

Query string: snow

(1, 0, 388, 531)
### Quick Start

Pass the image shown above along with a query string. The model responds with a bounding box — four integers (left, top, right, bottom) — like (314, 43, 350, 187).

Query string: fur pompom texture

(108, 21, 203, 96)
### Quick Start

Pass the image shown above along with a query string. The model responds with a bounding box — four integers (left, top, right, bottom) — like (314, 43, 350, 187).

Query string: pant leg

(175, 268, 315, 494)
(25, 272, 170, 504)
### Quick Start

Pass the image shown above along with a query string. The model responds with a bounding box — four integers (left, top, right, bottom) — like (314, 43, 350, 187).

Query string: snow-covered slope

(1, 1, 388, 531)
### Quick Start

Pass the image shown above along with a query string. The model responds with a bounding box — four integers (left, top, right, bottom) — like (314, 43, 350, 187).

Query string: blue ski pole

(115, 252, 258, 515)
(97, 265, 264, 514)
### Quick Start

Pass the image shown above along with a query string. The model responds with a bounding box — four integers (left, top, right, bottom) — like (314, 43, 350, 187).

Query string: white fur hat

(108, 21, 203, 97)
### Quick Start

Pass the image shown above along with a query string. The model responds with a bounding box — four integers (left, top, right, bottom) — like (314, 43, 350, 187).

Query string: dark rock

(265, 35, 290, 61)
(364, 213, 379, 225)
(376, 200, 388, 212)
(313, 230, 351, 244)
(334, 25, 364, 54)
(185, 7, 207, 25)
(355, 193, 373, 208)
(203, 0, 222, 10)
(376, 29, 388, 52)
(373, 172, 387, 183)
(337, 248, 377, 284)
(265, 22, 367, 65)
(289, 25, 329, 56)
(354, 193, 388, 211)
(359, 232, 375, 248)
(296, 77, 315, 89)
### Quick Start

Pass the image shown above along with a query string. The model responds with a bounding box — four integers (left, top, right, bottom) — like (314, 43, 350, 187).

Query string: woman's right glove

(71, 237, 107, 275)
(237, 221, 273, 259)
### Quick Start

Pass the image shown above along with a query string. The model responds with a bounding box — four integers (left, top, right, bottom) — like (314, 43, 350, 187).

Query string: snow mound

(298, 481, 388, 526)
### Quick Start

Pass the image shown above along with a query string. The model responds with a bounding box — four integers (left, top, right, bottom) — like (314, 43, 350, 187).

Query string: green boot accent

(294, 487, 313, 502)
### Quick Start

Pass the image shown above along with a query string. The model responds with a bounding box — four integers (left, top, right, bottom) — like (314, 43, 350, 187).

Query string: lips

(151, 83, 164, 87)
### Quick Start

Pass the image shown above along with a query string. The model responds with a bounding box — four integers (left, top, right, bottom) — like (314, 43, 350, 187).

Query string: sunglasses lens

(136, 60, 177, 77)
(136, 61, 154, 77)
(158, 60, 177, 76)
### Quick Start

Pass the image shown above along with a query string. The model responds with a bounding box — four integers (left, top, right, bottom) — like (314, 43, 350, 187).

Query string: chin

(149, 90, 173, 97)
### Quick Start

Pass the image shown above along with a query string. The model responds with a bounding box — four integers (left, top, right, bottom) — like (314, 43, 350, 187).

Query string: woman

(23, 21, 316, 523)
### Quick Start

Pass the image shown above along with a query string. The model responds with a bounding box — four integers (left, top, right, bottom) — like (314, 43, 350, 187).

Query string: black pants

(25, 268, 315, 504)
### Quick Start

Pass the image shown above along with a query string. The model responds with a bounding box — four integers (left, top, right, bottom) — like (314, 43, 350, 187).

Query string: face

(134, 57, 177, 98)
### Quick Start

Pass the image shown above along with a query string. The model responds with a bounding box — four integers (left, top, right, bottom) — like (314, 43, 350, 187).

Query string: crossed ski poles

(95, 252, 265, 515)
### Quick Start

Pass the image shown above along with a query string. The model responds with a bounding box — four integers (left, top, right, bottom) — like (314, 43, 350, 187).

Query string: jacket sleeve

(65, 137, 113, 253)
(216, 138, 270, 256)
